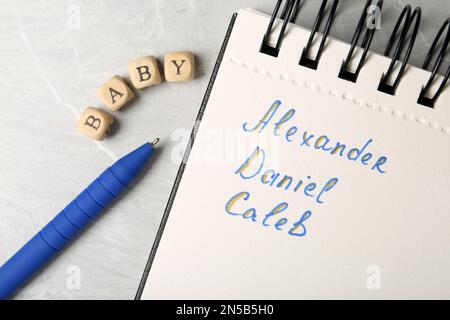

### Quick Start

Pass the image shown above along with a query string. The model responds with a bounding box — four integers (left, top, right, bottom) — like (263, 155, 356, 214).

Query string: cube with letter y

(77, 107, 114, 140)
(98, 75, 134, 111)
(164, 51, 195, 82)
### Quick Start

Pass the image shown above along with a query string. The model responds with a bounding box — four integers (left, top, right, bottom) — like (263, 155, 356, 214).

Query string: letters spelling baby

(78, 52, 195, 140)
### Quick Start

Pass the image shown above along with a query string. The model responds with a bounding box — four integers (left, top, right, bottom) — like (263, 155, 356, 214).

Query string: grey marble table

(0, 0, 448, 300)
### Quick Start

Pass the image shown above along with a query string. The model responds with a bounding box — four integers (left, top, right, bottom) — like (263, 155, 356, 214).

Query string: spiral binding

(338, 0, 383, 82)
(377, 5, 421, 95)
(260, 0, 300, 57)
(261, 0, 449, 108)
(299, 0, 339, 70)
(418, 19, 450, 108)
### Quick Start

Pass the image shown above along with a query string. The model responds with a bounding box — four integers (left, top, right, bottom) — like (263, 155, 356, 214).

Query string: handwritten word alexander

(242, 100, 389, 174)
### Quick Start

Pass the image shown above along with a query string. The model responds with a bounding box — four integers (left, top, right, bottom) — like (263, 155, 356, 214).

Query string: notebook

(137, 2, 450, 299)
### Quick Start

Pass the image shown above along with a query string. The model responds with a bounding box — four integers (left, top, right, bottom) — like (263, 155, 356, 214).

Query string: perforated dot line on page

(227, 57, 450, 135)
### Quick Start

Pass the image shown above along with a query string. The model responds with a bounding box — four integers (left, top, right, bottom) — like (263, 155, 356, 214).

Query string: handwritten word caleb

(225, 191, 312, 238)
(243, 100, 389, 174)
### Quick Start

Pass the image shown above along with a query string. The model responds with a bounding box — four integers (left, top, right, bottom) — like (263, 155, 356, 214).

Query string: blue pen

(0, 139, 159, 299)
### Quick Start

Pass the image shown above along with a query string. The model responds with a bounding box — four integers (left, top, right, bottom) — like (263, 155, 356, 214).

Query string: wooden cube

(77, 107, 114, 140)
(128, 56, 162, 89)
(164, 51, 195, 82)
(98, 75, 134, 111)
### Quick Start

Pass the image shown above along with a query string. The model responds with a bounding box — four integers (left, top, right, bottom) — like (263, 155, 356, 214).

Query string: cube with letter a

(98, 75, 134, 111)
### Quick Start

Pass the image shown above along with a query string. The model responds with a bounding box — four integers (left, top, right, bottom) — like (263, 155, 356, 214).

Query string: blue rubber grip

(0, 142, 154, 299)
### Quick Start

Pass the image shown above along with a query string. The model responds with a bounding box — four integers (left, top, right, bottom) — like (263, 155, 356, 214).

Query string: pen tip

(150, 138, 160, 147)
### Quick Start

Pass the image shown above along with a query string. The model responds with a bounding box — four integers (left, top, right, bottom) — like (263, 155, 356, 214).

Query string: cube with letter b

(164, 51, 195, 82)
(128, 56, 162, 89)
(98, 75, 134, 111)
(77, 107, 114, 140)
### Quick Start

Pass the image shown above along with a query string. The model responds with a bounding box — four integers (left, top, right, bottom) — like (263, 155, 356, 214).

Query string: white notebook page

(142, 9, 450, 299)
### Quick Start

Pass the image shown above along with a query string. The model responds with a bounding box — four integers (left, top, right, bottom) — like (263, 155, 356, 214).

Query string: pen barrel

(0, 168, 127, 300)
(0, 142, 154, 299)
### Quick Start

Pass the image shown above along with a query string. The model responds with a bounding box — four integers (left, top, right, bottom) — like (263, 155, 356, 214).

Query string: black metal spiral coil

(260, 0, 300, 57)
(338, 0, 384, 83)
(377, 5, 421, 95)
(261, 1, 449, 107)
(299, 0, 339, 70)
(417, 18, 450, 108)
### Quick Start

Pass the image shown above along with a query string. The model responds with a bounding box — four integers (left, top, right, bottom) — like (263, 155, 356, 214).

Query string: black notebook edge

(135, 12, 238, 300)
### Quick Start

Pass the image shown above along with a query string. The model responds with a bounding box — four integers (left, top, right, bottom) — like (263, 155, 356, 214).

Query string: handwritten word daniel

(235, 146, 338, 205)
(242, 100, 389, 174)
